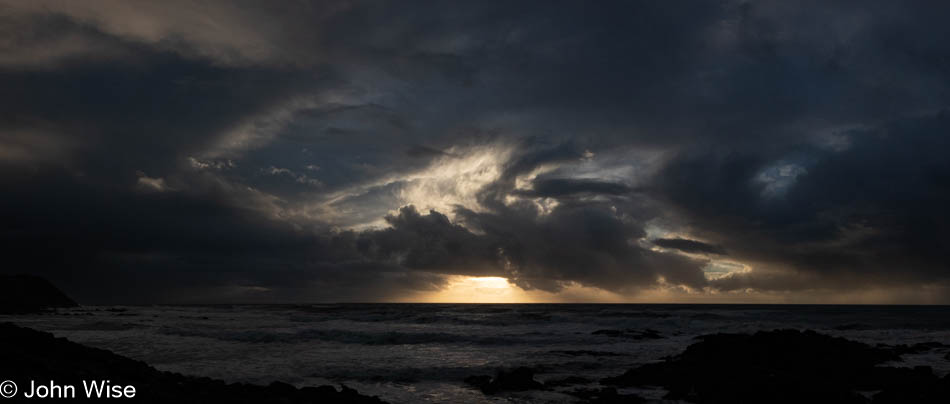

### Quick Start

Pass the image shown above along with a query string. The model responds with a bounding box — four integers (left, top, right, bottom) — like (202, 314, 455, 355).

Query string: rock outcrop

(602, 329, 950, 404)
(0, 274, 78, 313)
(0, 322, 387, 403)
(464, 367, 544, 394)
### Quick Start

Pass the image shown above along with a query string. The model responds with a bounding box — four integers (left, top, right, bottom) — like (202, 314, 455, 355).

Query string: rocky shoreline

(5, 316, 950, 403)
(0, 322, 387, 403)
(464, 329, 950, 403)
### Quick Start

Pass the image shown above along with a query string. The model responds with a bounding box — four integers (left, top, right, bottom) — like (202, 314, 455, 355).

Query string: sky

(2, 0, 949, 304)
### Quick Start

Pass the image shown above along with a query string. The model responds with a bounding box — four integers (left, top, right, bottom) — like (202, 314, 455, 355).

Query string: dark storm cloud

(516, 178, 633, 198)
(3, 0, 950, 302)
(669, 113, 950, 292)
(359, 207, 501, 277)
(356, 201, 707, 294)
(416, 141, 709, 292)
(653, 238, 728, 256)
(453, 203, 709, 292)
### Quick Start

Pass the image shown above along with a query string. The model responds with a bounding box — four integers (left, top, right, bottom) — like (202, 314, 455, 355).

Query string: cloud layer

(2, 0, 950, 303)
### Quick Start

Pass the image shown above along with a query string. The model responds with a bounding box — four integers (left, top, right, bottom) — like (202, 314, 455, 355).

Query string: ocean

(5, 304, 950, 403)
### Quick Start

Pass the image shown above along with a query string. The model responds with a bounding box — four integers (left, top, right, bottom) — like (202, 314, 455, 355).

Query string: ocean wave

(65, 321, 145, 331)
(158, 327, 525, 345)
(316, 365, 505, 383)
(282, 307, 566, 327)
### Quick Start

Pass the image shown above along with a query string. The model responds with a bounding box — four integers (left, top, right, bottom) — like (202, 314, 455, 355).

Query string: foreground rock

(566, 387, 645, 404)
(0, 274, 78, 313)
(0, 322, 386, 403)
(463, 367, 650, 402)
(602, 329, 950, 403)
(464, 367, 544, 394)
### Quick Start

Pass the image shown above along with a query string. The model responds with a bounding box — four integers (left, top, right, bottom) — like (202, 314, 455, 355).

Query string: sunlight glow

(396, 145, 511, 220)
(398, 275, 632, 303)
(421, 276, 523, 303)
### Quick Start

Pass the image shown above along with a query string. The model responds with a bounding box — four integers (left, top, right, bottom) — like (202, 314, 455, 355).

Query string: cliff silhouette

(0, 274, 77, 313)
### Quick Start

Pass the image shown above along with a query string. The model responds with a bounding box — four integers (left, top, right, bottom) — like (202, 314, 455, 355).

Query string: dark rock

(874, 365, 938, 388)
(567, 387, 645, 404)
(601, 329, 950, 404)
(870, 366, 950, 404)
(464, 367, 544, 394)
(0, 322, 387, 403)
(591, 329, 662, 340)
(549, 350, 623, 357)
(267, 381, 297, 395)
(544, 375, 591, 387)
(0, 274, 77, 313)
(463, 375, 492, 390)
